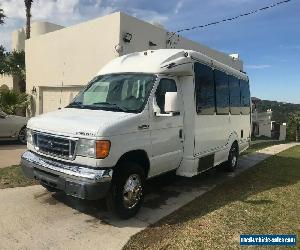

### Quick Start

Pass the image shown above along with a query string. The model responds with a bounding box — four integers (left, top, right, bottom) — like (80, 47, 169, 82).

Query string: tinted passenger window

(155, 78, 177, 114)
(240, 80, 251, 114)
(194, 63, 215, 115)
(215, 70, 229, 114)
(229, 76, 241, 115)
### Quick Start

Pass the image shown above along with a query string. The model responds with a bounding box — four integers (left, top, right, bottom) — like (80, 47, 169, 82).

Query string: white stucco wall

(12, 22, 64, 51)
(279, 124, 287, 141)
(25, 13, 121, 115)
(0, 22, 64, 94)
(119, 13, 243, 71)
(258, 122, 272, 138)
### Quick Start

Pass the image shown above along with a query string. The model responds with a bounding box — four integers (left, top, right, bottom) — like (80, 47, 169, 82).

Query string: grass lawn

(124, 146, 300, 250)
(0, 165, 37, 189)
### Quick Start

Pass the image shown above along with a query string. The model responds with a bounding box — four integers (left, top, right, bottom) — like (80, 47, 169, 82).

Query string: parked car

(0, 110, 29, 144)
(21, 49, 251, 219)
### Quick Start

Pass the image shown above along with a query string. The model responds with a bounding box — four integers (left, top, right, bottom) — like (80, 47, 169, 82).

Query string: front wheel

(106, 162, 145, 219)
(226, 143, 239, 172)
(18, 127, 27, 144)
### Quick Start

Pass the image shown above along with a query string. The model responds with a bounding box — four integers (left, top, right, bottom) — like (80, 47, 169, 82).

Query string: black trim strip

(198, 154, 214, 173)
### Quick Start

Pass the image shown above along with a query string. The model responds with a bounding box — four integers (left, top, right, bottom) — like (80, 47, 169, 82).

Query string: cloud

(246, 64, 271, 69)
(174, 0, 184, 14)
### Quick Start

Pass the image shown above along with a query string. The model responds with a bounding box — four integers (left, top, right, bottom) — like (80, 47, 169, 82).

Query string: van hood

(28, 108, 146, 138)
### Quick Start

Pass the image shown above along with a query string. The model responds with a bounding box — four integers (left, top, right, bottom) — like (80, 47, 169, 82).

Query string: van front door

(149, 77, 184, 177)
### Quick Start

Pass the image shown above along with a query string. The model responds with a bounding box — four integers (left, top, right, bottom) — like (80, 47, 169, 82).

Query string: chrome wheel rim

(19, 129, 26, 144)
(123, 174, 142, 209)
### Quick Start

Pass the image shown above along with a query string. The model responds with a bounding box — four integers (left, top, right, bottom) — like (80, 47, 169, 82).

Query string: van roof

(98, 49, 248, 80)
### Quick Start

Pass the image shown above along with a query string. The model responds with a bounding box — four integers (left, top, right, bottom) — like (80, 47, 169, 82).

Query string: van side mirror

(164, 92, 179, 113)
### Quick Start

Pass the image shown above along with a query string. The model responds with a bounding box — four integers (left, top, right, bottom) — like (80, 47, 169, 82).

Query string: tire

(18, 127, 27, 144)
(225, 142, 239, 172)
(106, 162, 145, 219)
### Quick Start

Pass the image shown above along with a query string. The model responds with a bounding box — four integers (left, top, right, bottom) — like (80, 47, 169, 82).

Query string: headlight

(27, 129, 33, 144)
(76, 139, 110, 159)
(76, 139, 95, 158)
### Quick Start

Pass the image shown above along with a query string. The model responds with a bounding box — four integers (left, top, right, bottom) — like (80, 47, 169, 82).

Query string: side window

(229, 75, 241, 115)
(194, 62, 215, 115)
(215, 70, 229, 114)
(240, 80, 251, 114)
(155, 78, 177, 114)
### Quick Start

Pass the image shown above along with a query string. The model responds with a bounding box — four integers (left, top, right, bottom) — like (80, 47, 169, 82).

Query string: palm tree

(0, 8, 5, 24)
(0, 46, 6, 71)
(24, 0, 33, 39)
(0, 48, 26, 92)
(288, 113, 300, 142)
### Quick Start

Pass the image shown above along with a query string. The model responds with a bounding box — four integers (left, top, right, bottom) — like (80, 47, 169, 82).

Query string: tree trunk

(25, 1, 32, 39)
(18, 78, 26, 93)
(296, 125, 299, 142)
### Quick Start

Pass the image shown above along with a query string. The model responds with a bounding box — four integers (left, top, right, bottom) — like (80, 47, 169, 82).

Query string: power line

(169, 0, 292, 38)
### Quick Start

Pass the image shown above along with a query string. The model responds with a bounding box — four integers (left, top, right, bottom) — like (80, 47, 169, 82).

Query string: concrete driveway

(0, 142, 26, 168)
(0, 143, 297, 250)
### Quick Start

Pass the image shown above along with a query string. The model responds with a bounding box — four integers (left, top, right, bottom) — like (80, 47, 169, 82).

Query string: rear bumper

(21, 151, 113, 200)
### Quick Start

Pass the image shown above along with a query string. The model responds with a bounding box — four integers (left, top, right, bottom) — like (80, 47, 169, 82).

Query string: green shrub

(0, 89, 30, 115)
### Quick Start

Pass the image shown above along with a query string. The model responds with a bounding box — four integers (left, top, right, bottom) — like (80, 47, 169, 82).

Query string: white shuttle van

(21, 49, 251, 219)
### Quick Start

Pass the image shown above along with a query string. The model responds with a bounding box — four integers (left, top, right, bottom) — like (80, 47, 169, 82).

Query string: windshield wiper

(90, 102, 130, 112)
(66, 102, 84, 108)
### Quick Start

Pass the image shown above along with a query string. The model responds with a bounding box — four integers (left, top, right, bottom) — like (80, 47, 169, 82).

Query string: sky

(0, 0, 299, 103)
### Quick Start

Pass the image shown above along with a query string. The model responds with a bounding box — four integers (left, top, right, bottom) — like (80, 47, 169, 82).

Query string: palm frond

(0, 8, 5, 24)
(0, 89, 30, 114)
(0, 50, 26, 80)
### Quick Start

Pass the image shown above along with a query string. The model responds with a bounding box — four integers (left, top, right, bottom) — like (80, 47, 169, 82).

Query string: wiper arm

(66, 102, 84, 108)
(91, 102, 129, 112)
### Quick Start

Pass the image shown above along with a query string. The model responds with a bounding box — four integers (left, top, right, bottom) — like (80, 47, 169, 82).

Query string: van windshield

(67, 73, 156, 113)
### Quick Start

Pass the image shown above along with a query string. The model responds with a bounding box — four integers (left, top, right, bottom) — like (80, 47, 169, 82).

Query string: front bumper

(21, 151, 113, 200)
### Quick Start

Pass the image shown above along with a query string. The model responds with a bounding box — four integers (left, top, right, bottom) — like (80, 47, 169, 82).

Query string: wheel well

(116, 150, 150, 177)
(19, 125, 26, 134)
(232, 140, 239, 153)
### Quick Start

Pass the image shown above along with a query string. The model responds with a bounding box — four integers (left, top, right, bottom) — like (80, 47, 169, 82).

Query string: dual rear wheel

(226, 142, 239, 172)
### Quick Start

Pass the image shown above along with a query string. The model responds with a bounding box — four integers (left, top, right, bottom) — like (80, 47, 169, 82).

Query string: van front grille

(33, 132, 76, 160)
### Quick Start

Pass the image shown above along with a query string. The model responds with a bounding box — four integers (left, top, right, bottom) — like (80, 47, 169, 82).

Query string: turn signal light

(95, 140, 111, 159)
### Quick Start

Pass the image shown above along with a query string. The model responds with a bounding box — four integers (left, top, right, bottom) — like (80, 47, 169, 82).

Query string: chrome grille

(33, 132, 76, 160)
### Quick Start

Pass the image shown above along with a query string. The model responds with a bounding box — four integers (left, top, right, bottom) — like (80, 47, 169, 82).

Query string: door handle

(138, 124, 150, 130)
(179, 129, 183, 139)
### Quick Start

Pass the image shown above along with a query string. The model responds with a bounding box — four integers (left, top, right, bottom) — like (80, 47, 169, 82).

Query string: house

(23, 12, 244, 116)
(252, 98, 286, 141)
(0, 22, 64, 92)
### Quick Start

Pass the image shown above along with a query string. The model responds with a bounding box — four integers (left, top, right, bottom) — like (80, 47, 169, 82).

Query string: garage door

(41, 86, 83, 114)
